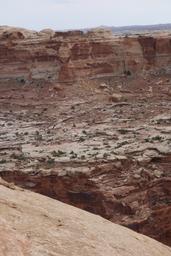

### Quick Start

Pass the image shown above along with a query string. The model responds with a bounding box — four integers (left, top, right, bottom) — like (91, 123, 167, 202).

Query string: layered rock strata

(0, 26, 171, 247)
(0, 26, 171, 84)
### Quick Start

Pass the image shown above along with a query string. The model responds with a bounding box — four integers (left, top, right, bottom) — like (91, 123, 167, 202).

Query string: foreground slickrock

(0, 218, 29, 256)
(0, 26, 171, 246)
(0, 178, 171, 256)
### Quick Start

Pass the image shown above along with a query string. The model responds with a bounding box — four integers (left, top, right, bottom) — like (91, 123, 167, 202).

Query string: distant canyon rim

(0, 26, 171, 247)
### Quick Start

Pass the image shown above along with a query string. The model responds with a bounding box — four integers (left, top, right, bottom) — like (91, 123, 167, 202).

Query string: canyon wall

(0, 26, 171, 249)
(0, 27, 171, 84)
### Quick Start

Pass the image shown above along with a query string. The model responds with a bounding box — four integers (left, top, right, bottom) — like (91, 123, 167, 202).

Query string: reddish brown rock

(0, 26, 171, 249)
(138, 36, 156, 64)
(0, 26, 171, 84)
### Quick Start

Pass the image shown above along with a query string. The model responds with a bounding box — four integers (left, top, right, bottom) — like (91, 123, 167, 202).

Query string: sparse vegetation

(115, 141, 129, 149)
(46, 157, 55, 165)
(51, 150, 66, 157)
(103, 152, 109, 159)
(118, 129, 128, 135)
(35, 131, 43, 141)
(93, 147, 99, 150)
(124, 70, 132, 76)
(40, 157, 56, 169)
(10, 153, 26, 161)
(80, 155, 86, 160)
(152, 135, 163, 141)
(79, 136, 86, 142)
(145, 135, 164, 143)
(0, 159, 7, 164)
(70, 151, 77, 159)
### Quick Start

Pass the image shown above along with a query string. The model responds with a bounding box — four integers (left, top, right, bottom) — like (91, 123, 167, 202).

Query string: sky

(0, 0, 171, 31)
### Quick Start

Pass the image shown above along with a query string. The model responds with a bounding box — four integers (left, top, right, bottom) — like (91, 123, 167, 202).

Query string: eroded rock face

(0, 179, 171, 256)
(0, 26, 171, 84)
(0, 26, 171, 248)
(1, 156, 171, 245)
(138, 36, 157, 64)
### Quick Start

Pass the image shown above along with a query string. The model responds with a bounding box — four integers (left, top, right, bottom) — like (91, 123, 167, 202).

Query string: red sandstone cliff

(0, 26, 171, 84)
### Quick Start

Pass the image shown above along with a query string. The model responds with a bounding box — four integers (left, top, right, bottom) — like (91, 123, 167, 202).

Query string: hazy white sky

(0, 0, 171, 30)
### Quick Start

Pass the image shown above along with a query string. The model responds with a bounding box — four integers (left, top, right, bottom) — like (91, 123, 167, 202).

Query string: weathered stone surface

(0, 26, 171, 249)
(0, 26, 171, 84)
(0, 179, 171, 256)
(0, 218, 29, 256)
